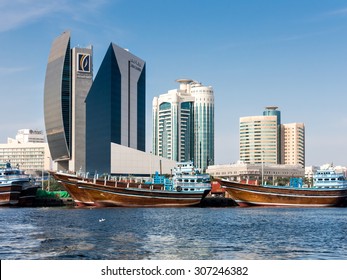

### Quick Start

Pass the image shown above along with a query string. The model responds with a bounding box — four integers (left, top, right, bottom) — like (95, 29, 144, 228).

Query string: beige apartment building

(281, 123, 305, 167)
(239, 107, 305, 167)
(239, 115, 278, 165)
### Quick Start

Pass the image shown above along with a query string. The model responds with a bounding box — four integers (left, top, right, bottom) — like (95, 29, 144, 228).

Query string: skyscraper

(263, 106, 281, 163)
(85, 43, 146, 174)
(71, 46, 93, 172)
(281, 123, 305, 167)
(44, 32, 147, 174)
(152, 79, 214, 171)
(239, 115, 279, 164)
(239, 106, 305, 167)
(191, 80, 215, 171)
(44, 31, 93, 171)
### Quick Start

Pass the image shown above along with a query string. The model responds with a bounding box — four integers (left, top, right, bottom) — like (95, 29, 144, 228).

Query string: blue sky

(1, 0, 347, 166)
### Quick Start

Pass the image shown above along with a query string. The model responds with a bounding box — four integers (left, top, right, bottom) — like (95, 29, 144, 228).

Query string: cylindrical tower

(152, 97, 159, 155)
(190, 82, 214, 172)
(152, 79, 214, 171)
(263, 106, 281, 125)
(263, 106, 281, 164)
(176, 78, 194, 92)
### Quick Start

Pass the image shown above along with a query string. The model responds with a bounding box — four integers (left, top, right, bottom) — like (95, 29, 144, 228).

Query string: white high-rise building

(152, 79, 214, 171)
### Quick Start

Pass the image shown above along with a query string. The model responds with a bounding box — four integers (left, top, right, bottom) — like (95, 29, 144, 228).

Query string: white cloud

(0, 0, 111, 32)
(0, 66, 29, 75)
(0, 1, 64, 32)
(326, 7, 347, 17)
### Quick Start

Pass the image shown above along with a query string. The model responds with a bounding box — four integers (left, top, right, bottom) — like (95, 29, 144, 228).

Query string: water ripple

(1, 207, 347, 259)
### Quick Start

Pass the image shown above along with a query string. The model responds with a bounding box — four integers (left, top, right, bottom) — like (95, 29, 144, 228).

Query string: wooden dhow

(51, 162, 211, 207)
(216, 169, 347, 207)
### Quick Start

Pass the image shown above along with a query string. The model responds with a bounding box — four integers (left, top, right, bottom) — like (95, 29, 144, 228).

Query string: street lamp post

(261, 151, 264, 186)
(150, 151, 152, 179)
(41, 168, 44, 190)
(47, 157, 51, 191)
(41, 152, 44, 190)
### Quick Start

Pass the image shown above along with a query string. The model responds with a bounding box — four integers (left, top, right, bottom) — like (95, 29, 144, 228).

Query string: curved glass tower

(44, 31, 93, 171)
(44, 31, 71, 170)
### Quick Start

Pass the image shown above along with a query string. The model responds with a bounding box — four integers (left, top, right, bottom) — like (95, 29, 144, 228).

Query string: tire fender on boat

(176, 186, 182, 192)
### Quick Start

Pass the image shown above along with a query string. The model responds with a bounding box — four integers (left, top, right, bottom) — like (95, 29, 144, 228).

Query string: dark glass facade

(181, 102, 194, 162)
(137, 65, 146, 152)
(62, 45, 72, 152)
(86, 45, 120, 174)
(45, 33, 145, 173)
(86, 43, 146, 174)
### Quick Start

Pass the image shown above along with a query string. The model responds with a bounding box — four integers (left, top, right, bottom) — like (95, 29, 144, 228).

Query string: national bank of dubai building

(44, 31, 147, 174)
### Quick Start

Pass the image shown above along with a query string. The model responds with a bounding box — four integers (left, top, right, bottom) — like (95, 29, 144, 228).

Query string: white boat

(0, 162, 39, 206)
(313, 169, 347, 188)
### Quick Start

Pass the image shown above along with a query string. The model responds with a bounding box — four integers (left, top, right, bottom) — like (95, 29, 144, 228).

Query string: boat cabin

(313, 169, 347, 188)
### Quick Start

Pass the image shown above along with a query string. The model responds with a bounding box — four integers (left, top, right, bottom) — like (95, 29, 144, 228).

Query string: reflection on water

(142, 233, 214, 259)
(0, 207, 346, 259)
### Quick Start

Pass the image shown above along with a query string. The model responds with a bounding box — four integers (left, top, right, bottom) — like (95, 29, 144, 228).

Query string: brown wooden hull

(0, 185, 22, 206)
(52, 172, 210, 207)
(215, 179, 347, 207)
(18, 186, 39, 207)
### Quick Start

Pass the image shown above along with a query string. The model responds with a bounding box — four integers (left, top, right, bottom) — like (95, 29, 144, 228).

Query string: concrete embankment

(33, 190, 74, 207)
